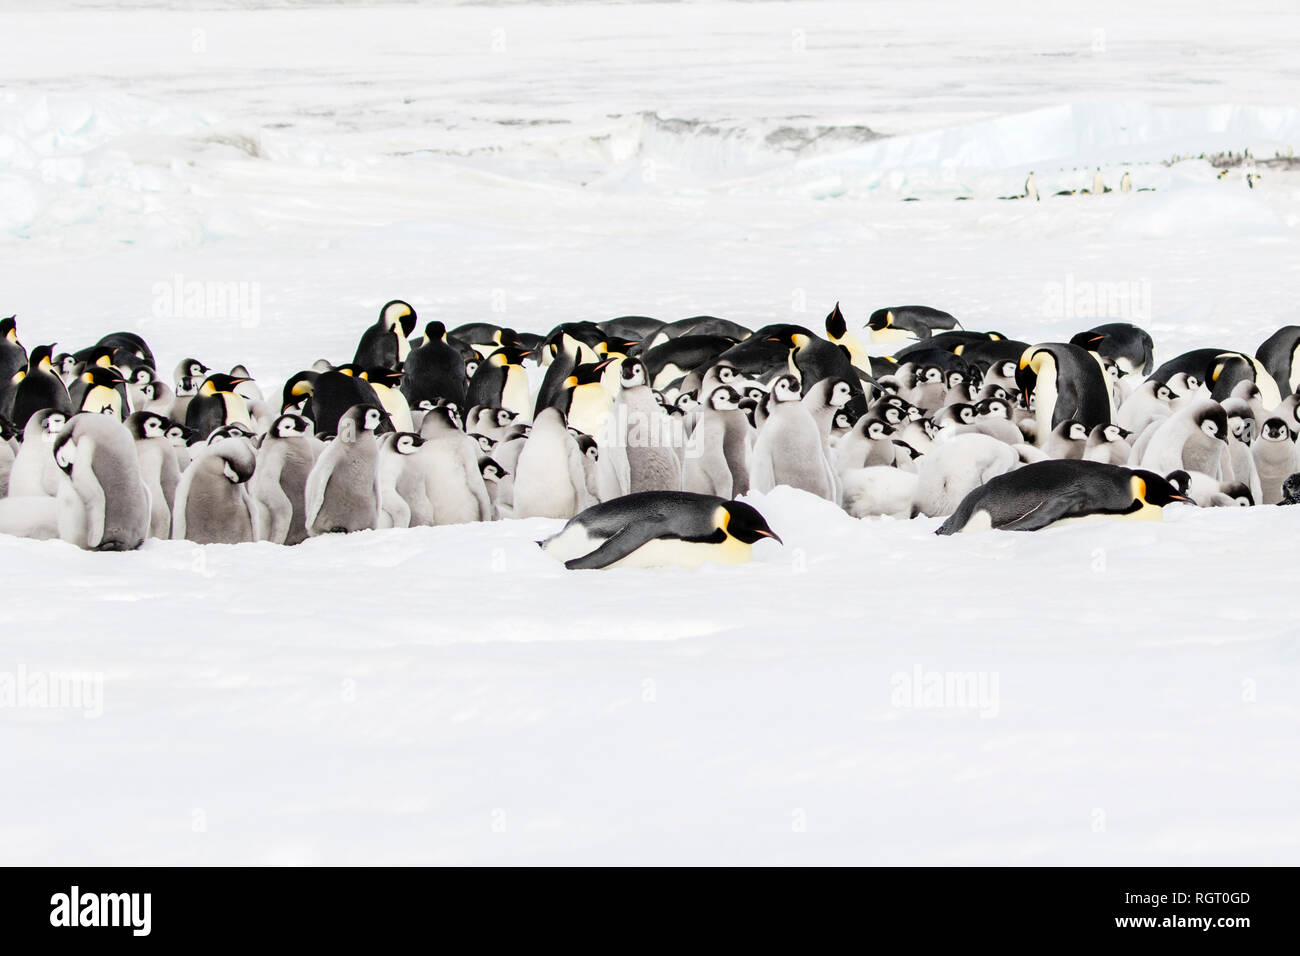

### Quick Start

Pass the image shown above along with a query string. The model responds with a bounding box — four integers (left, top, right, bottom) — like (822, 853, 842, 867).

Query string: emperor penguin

(914, 431, 1020, 517)
(8, 409, 69, 497)
(823, 302, 870, 371)
(401, 321, 467, 409)
(1120, 171, 1132, 193)
(539, 491, 781, 570)
(354, 299, 417, 370)
(1132, 399, 1231, 478)
(305, 404, 384, 535)
(186, 372, 254, 439)
(251, 412, 320, 545)
(71, 366, 129, 419)
(1091, 168, 1106, 195)
(1069, 322, 1155, 378)
(552, 359, 614, 439)
(1116, 378, 1174, 434)
(360, 367, 414, 433)
(125, 411, 180, 539)
(682, 385, 752, 498)
(466, 346, 533, 423)
(1082, 423, 1132, 465)
(749, 374, 838, 501)
(937, 460, 1190, 533)
(51, 413, 151, 551)
(1256, 325, 1300, 396)
(1044, 420, 1088, 460)
(1252, 417, 1298, 505)
(415, 405, 493, 525)
(0, 316, 26, 388)
(597, 357, 682, 499)
(512, 406, 594, 519)
(172, 437, 257, 544)
(1018, 343, 1113, 445)
(866, 306, 959, 344)
(10, 345, 72, 430)
(377, 431, 426, 529)
(1025, 171, 1039, 201)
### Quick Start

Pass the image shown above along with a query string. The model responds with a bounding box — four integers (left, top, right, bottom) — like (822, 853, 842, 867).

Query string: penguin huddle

(0, 301, 1297, 559)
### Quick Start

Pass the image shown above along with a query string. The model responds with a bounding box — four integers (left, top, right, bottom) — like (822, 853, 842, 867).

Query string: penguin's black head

(422, 320, 446, 343)
(1261, 417, 1290, 441)
(166, 422, 197, 445)
(720, 501, 782, 545)
(491, 346, 530, 367)
(620, 358, 648, 386)
(209, 423, 256, 443)
(362, 367, 403, 388)
(85, 346, 115, 369)
(865, 308, 891, 331)
(575, 433, 598, 459)
(125, 411, 168, 440)
(52, 428, 75, 476)
(332, 363, 364, 378)
(673, 392, 698, 415)
(469, 432, 495, 453)
(272, 413, 311, 438)
(1136, 470, 1193, 507)
(478, 455, 506, 481)
(495, 408, 517, 428)
(824, 302, 847, 340)
(0, 316, 18, 344)
(1220, 482, 1254, 507)
(198, 372, 249, 395)
(393, 431, 426, 455)
(282, 371, 319, 410)
(833, 409, 855, 430)
(27, 344, 55, 370)
(771, 374, 801, 403)
(1195, 404, 1229, 442)
(708, 385, 742, 411)
(81, 366, 126, 389)
(131, 365, 156, 385)
(566, 359, 612, 387)
(380, 299, 418, 337)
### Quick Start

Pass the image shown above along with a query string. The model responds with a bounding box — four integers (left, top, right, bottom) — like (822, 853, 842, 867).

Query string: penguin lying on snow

(540, 491, 781, 570)
(936, 459, 1192, 534)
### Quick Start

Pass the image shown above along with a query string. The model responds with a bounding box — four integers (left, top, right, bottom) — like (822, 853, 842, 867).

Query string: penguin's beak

(755, 528, 783, 545)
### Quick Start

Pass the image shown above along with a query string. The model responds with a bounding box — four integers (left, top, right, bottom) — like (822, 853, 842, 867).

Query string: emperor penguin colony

(3, 300, 1300, 565)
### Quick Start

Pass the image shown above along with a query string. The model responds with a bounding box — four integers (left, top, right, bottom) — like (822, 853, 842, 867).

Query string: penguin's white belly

(502, 368, 533, 422)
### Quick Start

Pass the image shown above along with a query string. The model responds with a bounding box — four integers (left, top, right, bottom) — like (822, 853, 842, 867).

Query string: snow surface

(2, 0, 1300, 864)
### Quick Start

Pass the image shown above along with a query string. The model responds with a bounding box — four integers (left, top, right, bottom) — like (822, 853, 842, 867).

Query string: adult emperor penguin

(415, 405, 493, 525)
(401, 321, 466, 409)
(539, 491, 781, 570)
(125, 411, 180, 539)
(8, 409, 68, 497)
(1252, 417, 1298, 505)
(1256, 325, 1300, 396)
(465, 346, 533, 423)
(305, 404, 384, 535)
(597, 357, 682, 499)
(0, 316, 26, 388)
(512, 406, 594, 519)
(360, 367, 414, 433)
(186, 372, 253, 438)
(937, 460, 1191, 533)
(866, 306, 959, 343)
(354, 299, 417, 370)
(557, 359, 615, 438)
(172, 437, 257, 544)
(69, 366, 129, 419)
(1069, 322, 1155, 378)
(749, 374, 838, 501)
(823, 302, 870, 371)
(251, 412, 320, 545)
(10, 345, 73, 430)
(51, 413, 151, 550)
(682, 385, 753, 498)
(1018, 342, 1113, 444)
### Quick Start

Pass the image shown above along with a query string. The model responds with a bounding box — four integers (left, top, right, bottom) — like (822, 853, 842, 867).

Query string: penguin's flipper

(564, 520, 662, 570)
(997, 491, 1092, 532)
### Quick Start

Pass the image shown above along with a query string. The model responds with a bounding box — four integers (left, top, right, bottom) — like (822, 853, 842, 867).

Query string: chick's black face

(722, 502, 782, 545)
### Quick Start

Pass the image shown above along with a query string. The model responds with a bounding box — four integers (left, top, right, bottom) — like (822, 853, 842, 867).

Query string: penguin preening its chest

(354, 299, 418, 370)
(1018, 343, 1113, 444)
(540, 491, 781, 570)
(937, 459, 1191, 533)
